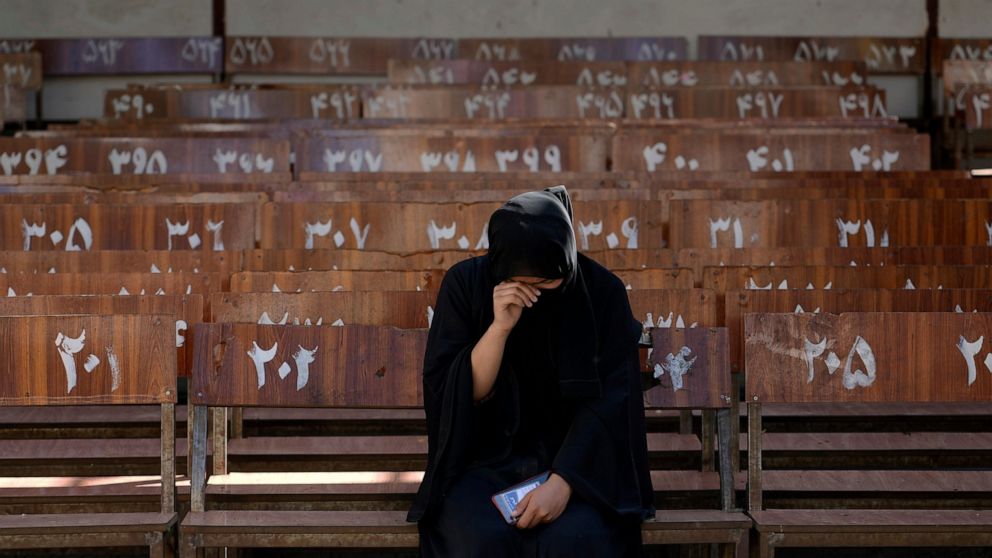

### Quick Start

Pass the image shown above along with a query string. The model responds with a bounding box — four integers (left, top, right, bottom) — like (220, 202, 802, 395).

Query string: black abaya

(407, 188, 653, 557)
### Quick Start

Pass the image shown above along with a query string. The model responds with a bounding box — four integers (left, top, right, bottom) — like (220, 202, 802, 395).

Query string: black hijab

(487, 186, 601, 399)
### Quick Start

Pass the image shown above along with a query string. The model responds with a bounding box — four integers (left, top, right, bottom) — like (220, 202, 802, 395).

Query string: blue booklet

(490, 471, 551, 525)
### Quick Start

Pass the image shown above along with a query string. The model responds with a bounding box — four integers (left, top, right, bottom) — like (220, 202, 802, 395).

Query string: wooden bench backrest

(356, 84, 886, 121)
(228, 270, 444, 293)
(646, 327, 731, 409)
(0, 250, 241, 274)
(191, 323, 424, 407)
(745, 312, 992, 403)
(208, 291, 433, 328)
(697, 36, 925, 74)
(626, 288, 720, 331)
(0, 52, 43, 90)
(703, 265, 992, 292)
(960, 86, 992, 129)
(259, 201, 656, 252)
(388, 60, 867, 88)
(670, 200, 990, 248)
(614, 131, 930, 172)
(456, 37, 688, 62)
(934, 39, 992, 75)
(614, 268, 695, 289)
(0, 137, 290, 176)
(0, 272, 223, 297)
(4, 203, 255, 251)
(0, 295, 202, 377)
(727, 289, 992, 374)
(0, 37, 222, 75)
(294, 130, 610, 174)
(104, 86, 364, 121)
(0, 314, 176, 406)
(241, 248, 471, 272)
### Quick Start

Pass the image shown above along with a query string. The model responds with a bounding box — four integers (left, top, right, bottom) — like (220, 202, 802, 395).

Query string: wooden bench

(259, 201, 658, 252)
(0, 203, 256, 251)
(745, 312, 992, 556)
(669, 200, 991, 248)
(387, 60, 868, 88)
(697, 36, 925, 75)
(614, 130, 930, 172)
(0, 137, 290, 177)
(183, 321, 749, 554)
(0, 272, 226, 297)
(702, 265, 992, 292)
(0, 314, 177, 556)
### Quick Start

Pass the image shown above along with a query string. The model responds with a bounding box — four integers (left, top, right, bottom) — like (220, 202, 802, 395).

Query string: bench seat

(0, 512, 177, 550)
(751, 509, 992, 551)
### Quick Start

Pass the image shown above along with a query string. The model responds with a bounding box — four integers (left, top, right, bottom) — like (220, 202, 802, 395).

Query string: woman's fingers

(495, 290, 531, 309)
(495, 282, 540, 303)
(511, 492, 531, 521)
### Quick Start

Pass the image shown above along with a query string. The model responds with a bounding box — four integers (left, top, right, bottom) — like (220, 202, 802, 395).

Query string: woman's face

(510, 276, 564, 290)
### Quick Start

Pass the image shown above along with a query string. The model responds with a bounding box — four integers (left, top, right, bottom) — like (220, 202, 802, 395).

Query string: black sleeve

(409, 260, 514, 522)
(551, 275, 655, 521)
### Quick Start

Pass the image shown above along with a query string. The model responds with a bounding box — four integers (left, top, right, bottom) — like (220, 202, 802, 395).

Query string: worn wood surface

(0, 53, 43, 90)
(191, 324, 425, 408)
(704, 265, 992, 292)
(0, 250, 240, 274)
(209, 292, 433, 328)
(1, 37, 222, 75)
(259, 201, 656, 252)
(745, 312, 992, 403)
(698, 36, 925, 74)
(241, 249, 470, 272)
(670, 200, 991, 248)
(0, 294, 202, 377)
(295, 130, 610, 174)
(645, 327, 731, 409)
(228, 270, 443, 293)
(224, 37, 458, 75)
(614, 131, 930, 172)
(726, 289, 992, 373)
(0, 203, 256, 251)
(0, 137, 290, 176)
(0, 272, 224, 297)
(0, 315, 176, 406)
(389, 60, 867, 88)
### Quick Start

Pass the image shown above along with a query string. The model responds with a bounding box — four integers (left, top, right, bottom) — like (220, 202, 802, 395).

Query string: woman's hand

(491, 281, 540, 334)
(512, 473, 572, 529)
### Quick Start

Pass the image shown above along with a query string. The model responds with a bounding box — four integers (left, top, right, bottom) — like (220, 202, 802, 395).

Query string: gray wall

(1, 0, 988, 120)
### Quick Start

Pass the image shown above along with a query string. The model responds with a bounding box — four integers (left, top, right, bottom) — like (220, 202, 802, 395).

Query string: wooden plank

(0, 203, 255, 251)
(209, 292, 433, 328)
(241, 249, 470, 272)
(176, 87, 362, 120)
(224, 37, 457, 75)
(645, 327, 731, 409)
(744, 313, 992, 403)
(627, 61, 868, 88)
(296, 130, 610, 173)
(726, 289, 992, 373)
(615, 269, 694, 289)
(614, 132, 930, 172)
(0, 295, 203, 377)
(360, 84, 886, 120)
(0, 315, 175, 406)
(259, 201, 656, 252)
(457, 37, 688, 62)
(0, 37, 223, 75)
(190, 324, 425, 408)
(0, 272, 224, 297)
(751, 509, 992, 530)
(961, 86, 992, 129)
(697, 36, 925, 74)
(670, 200, 989, 248)
(625, 87, 887, 120)
(0, 53, 43, 90)
(934, 39, 992, 74)
(0, 138, 291, 176)
(228, 271, 443, 294)
(626, 289, 720, 332)
(0, 250, 241, 274)
(388, 60, 627, 86)
(704, 266, 992, 292)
